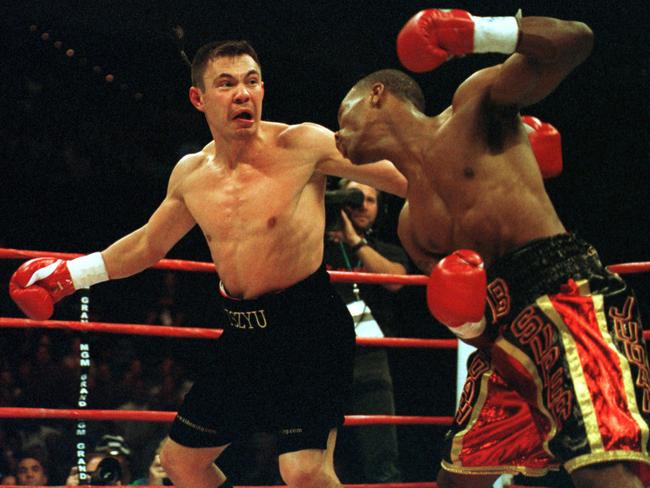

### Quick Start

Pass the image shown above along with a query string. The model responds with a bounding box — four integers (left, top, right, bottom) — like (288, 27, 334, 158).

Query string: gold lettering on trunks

(224, 308, 268, 330)
(511, 306, 572, 423)
(610, 296, 650, 413)
(487, 278, 511, 320)
(455, 355, 490, 425)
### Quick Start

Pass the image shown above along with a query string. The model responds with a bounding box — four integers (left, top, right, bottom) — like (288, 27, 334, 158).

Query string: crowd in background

(1, 18, 648, 486)
(0, 261, 457, 485)
(0, 59, 456, 483)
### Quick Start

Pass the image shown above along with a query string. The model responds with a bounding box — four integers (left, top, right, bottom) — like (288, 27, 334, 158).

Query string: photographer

(324, 179, 409, 483)
(131, 439, 171, 486)
(65, 435, 132, 486)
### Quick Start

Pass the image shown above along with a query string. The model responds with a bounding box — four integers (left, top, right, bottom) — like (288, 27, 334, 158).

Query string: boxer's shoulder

(277, 121, 333, 150)
(453, 66, 501, 109)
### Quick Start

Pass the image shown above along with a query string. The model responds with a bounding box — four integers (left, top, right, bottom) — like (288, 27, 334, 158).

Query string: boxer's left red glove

(427, 250, 487, 339)
(522, 115, 563, 179)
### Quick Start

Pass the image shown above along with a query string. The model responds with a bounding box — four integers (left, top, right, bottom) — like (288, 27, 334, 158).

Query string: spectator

(66, 434, 133, 486)
(66, 453, 119, 486)
(93, 435, 133, 485)
(324, 179, 408, 483)
(145, 272, 187, 326)
(130, 439, 171, 486)
(15, 450, 49, 486)
(0, 473, 17, 485)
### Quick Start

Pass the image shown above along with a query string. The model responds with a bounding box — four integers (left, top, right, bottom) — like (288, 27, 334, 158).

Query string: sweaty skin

(101, 54, 406, 298)
(395, 83, 565, 274)
(336, 18, 650, 488)
(339, 71, 565, 274)
(336, 17, 593, 274)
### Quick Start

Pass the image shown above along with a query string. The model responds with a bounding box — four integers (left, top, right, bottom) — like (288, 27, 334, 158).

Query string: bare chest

(182, 158, 316, 241)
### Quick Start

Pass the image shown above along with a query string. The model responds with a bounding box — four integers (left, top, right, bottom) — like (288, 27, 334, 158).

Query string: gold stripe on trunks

(537, 295, 604, 452)
(591, 289, 650, 454)
(494, 336, 556, 457)
(450, 363, 493, 464)
(565, 450, 650, 473)
(441, 459, 557, 477)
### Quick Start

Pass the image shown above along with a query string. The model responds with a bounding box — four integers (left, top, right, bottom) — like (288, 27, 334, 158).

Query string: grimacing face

(190, 54, 264, 139)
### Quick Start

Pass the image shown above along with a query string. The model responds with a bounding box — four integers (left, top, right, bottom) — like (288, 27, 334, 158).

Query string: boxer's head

(336, 69, 424, 164)
(189, 40, 264, 139)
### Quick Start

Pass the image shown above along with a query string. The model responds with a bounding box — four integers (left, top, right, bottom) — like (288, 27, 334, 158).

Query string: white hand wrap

(472, 16, 520, 53)
(449, 316, 487, 340)
(68, 252, 109, 289)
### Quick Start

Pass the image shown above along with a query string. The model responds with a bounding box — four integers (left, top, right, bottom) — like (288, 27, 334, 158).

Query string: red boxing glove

(427, 250, 487, 339)
(522, 115, 563, 179)
(9, 253, 109, 320)
(9, 258, 76, 320)
(397, 9, 520, 73)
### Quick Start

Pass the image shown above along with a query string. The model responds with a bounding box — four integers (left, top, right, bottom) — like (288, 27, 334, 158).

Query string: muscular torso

(398, 94, 565, 273)
(179, 123, 327, 298)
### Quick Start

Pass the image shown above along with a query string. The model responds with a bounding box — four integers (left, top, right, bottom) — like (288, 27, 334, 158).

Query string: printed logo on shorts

(610, 296, 650, 413)
(455, 355, 491, 425)
(510, 305, 573, 424)
(224, 308, 268, 330)
(280, 428, 303, 435)
(487, 278, 511, 321)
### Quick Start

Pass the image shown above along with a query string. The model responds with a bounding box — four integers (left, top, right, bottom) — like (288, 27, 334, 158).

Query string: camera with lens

(325, 188, 364, 231)
(90, 457, 122, 486)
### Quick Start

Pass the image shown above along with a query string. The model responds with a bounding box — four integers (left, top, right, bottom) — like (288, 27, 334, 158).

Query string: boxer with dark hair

(9, 39, 406, 488)
(336, 9, 650, 488)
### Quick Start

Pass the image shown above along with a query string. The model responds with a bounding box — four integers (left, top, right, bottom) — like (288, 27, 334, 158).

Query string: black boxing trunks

(442, 233, 650, 477)
(169, 264, 355, 454)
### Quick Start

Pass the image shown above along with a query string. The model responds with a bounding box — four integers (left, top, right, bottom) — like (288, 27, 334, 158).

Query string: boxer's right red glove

(9, 253, 109, 320)
(397, 9, 520, 73)
(427, 250, 487, 339)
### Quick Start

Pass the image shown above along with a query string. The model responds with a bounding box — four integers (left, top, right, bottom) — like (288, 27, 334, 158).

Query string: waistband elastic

(219, 264, 331, 312)
(487, 233, 605, 311)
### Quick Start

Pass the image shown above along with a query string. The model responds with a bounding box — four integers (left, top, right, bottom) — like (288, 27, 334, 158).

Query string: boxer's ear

(189, 86, 205, 111)
(370, 82, 386, 107)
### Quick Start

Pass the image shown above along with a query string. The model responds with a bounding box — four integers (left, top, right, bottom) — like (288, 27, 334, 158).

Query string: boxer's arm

(9, 159, 196, 320)
(323, 158, 407, 198)
(398, 9, 593, 109)
(300, 123, 408, 197)
(489, 16, 593, 107)
(101, 162, 196, 279)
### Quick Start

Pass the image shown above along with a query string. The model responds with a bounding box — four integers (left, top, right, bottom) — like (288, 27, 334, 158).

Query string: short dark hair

(354, 69, 425, 113)
(16, 449, 49, 476)
(191, 40, 261, 90)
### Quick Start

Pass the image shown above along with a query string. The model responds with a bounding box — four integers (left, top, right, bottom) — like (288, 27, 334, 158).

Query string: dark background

(1, 0, 649, 484)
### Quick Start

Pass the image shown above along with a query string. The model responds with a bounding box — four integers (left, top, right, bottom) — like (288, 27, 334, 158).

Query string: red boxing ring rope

(0, 317, 459, 348)
(1, 247, 648, 488)
(2, 247, 649, 283)
(0, 407, 453, 426)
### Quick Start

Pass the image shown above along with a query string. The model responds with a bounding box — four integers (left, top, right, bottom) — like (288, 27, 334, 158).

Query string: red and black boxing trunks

(442, 233, 650, 476)
(170, 264, 355, 454)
